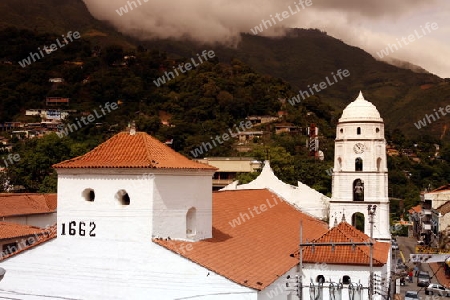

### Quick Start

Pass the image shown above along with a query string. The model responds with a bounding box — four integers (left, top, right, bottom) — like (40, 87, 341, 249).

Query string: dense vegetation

(1, 26, 450, 225)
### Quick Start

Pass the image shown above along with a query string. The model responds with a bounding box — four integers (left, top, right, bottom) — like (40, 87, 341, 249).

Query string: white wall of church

(0, 236, 257, 300)
(258, 265, 300, 300)
(152, 172, 213, 241)
(300, 263, 389, 300)
(330, 95, 390, 240)
(56, 170, 155, 243)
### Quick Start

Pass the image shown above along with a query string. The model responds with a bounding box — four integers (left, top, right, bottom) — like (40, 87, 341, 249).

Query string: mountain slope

(0, 0, 134, 48)
(141, 30, 449, 139)
(2, 0, 450, 139)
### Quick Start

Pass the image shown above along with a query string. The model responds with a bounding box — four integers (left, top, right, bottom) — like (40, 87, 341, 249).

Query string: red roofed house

(0, 193, 57, 228)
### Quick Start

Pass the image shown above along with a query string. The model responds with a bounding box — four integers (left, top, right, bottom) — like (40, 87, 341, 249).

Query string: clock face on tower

(353, 143, 365, 154)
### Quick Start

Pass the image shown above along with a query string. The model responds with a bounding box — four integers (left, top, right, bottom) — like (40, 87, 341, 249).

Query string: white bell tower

(329, 92, 390, 240)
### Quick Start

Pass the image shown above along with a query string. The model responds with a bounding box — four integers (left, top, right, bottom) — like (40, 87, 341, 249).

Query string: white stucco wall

(3, 213, 56, 228)
(221, 161, 330, 220)
(0, 238, 257, 300)
(330, 118, 390, 240)
(56, 169, 155, 242)
(258, 265, 300, 300)
(425, 190, 450, 210)
(152, 171, 213, 241)
(300, 263, 389, 300)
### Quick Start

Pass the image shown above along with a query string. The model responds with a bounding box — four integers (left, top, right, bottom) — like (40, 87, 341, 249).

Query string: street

(396, 236, 448, 299)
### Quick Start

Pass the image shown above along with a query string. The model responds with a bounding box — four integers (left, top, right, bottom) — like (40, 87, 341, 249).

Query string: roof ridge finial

(341, 209, 346, 223)
(356, 91, 364, 101)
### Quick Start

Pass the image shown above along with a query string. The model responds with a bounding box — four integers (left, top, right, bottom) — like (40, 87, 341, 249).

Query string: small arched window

(186, 207, 196, 237)
(343, 275, 351, 284)
(353, 179, 364, 201)
(377, 157, 382, 172)
(355, 158, 363, 171)
(116, 189, 130, 205)
(82, 188, 95, 202)
(357, 127, 361, 135)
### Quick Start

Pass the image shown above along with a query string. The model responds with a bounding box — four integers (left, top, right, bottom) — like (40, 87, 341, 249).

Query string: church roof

(53, 131, 217, 170)
(221, 161, 330, 219)
(339, 91, 383, 123)
(295, 221, 390, 266)
(154, 189, 329, 290)
(0, 193, 57, 217)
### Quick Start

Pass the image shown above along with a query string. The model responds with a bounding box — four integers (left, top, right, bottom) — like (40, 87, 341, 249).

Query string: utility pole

(299, 220, 303, 300)
(368, 205, 377, 300)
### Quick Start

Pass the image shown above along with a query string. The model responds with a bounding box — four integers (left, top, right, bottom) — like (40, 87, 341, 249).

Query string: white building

(221, 161, 330, 220)
(329, 92, 391, 240)
(0, 193, 56, 228)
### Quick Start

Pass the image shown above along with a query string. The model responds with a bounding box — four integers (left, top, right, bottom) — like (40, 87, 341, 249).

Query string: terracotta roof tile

(408, 204, 422, 214)
(53, 132, 217, 170)
(438, 201, 450, 216)
(154, 189, 329, 290)
(0, 193, 57, 217)
(298, 222, 390, 266)
(0, 224, 56, 261)
(0, 222, 45, 239)
(428, 184, 450, 193)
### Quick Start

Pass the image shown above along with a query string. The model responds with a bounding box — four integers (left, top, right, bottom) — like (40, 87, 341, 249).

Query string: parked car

(417, 271, 431, 287)
(425, 283, 450, 296)
(405, 291, 419, 300)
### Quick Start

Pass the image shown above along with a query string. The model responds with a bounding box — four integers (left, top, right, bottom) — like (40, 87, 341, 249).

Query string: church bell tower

(329, 92, 390, 240)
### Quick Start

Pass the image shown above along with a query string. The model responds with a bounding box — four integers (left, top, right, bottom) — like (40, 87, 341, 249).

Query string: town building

(0, 193, 56, 227)
(194, 157, 262, 190)
(329, 92, 391, 240)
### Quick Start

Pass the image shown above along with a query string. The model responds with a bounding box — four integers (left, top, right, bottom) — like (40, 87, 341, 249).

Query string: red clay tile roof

(154, 189, 329, 290)
(296, 222, 390, 267)
(0, 224, 56, 261)
(428, 184, 450, 193)
(438, 201, 450, 216)
(0, 222, 46, 239)
(0, 193, 57, 217)
(53, 131, 217, 170)
(408, 204, 422, 214)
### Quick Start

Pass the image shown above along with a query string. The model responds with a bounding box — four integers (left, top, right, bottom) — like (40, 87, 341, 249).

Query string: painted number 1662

(61, 221, 96, 237)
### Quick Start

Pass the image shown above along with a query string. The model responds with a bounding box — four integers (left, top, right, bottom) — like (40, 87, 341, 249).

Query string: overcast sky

(83, 0, 450, 78)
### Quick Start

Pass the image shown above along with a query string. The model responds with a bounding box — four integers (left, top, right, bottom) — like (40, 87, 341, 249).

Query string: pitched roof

(53, 131, 217, 170)
(438, 201, 450, 216)
(408, 204, 422, 214)
(0, 224, 56, 261)
(0, 222, 45, 239)
(296, 222, 390, 267)
(0, 193, 57, 217)
(154, 189, 329, 290)
(428, 184, 450, 194)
